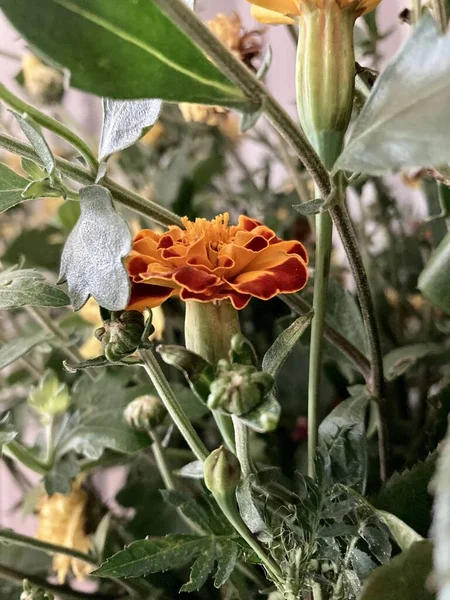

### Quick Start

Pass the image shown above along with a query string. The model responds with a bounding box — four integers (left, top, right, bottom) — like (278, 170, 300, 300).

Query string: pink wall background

(0, 0, 408, 536)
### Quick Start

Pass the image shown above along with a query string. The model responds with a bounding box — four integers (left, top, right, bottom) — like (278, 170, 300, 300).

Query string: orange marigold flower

(248, 0, 381, 23)
(126, 213, 308, 311)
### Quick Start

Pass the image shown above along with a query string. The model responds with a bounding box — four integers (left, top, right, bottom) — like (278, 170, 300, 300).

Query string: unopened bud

(28, 371, 71, 420)
(124, 395, 167, 431)
(204, 446, 241, 497)
(21, 580, 54, 600)
(95, 310, 150, 362)
(208, 360, 274, 416)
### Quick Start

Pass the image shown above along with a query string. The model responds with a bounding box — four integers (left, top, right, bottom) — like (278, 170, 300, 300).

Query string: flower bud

(28, 371, 71, 420)
(124, 395, 167, 432)
(21, 580, 54, 600)
(204, 446, 241, 496)
(208, 360, 274, 416)
(95, 310, 150, 362)
(230, 333, 258, 366)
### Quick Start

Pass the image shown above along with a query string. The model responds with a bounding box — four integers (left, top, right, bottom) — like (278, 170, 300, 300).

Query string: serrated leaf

(214, 540, 239, 588)
(262, 312, 313, 379)
(0, 267, 69, 310)
(12, 113, 55, 174)
(58, 372, 150, 459)
(59, 184, 131, 311)
(359, 541, 435, 600)
(383, 343, 445, 381)
(92, 535, 210, 579)
(319, 389, 370, 492)
(0, 330, 53, 370)
(99, 98, 162, 162)
(418, 231, 450, 314)
(374, 454, 437, 537)
(335, 17, 450, 175)
(160, 490, 213, 533)
(431, 427, 450, 600)
(0, 162, 31, 213)
(44, 453, 79, 495)
(180, 538, 216, 592)
(1, 0, 251, 111)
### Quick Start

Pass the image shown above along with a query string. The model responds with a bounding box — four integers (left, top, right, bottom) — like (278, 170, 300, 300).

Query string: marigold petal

(128, 282, 178, 311)
(180, 288, 251, 310)
(250, 5, 296, 23)
(172, 266, 221, 293)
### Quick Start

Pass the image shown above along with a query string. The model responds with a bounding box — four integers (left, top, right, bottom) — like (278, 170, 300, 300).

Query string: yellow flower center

(181, 213, 234, 250)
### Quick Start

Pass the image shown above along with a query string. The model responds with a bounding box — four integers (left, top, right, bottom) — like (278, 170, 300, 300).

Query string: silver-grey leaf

(12, 113, 55, 174)
(335, 17, 450, 175)
(59, 184, 131, 310)
(99, 98, 162, 161)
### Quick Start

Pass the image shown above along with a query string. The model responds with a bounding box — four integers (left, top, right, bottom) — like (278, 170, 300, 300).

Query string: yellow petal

(251, 5, 296, 23)
(248, 0, 299, 15)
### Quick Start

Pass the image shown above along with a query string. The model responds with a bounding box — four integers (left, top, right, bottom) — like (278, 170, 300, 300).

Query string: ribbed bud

(208, 360, 274, 416)
(124, 395, 167, 431)
(204, 446, 241, 496)
(95, 310, 150, 362)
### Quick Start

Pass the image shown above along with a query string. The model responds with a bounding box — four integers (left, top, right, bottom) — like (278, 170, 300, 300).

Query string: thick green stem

(232, 415, 254, 478)
(307, 210, 333, 479)
(0, 83, 99, 173)
(139, 349, 208, 462)
(0, 132, 182, 228)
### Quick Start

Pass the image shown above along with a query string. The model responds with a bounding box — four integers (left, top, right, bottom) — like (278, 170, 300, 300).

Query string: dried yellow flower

(22, 53, 65, 105)
(36, 478, 92, 584)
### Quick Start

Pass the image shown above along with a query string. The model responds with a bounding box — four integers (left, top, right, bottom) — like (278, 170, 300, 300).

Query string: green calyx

(208, 359, 274, 416)
(95, 310, 152, 362)
(123, 394, 167, 432)
(204, 445, 241, 497)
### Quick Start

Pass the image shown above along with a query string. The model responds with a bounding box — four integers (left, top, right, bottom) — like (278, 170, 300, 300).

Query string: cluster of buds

(20, 581, 54, 600)
(95, 310, 152, 363)
(124, 394, 167, 432)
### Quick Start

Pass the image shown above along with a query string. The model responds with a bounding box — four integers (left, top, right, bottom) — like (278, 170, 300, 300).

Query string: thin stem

(307, 210, 333, 479)
(25, 306, 97, 382)
(431, 0, 447, 33)
(281, 294, 371, 380)
(0, 527, 97, 566)
(151, 0, 331, 199)
(139, 349, 208, 462)
(232, 416, 254, 478)
(330, 203, 389, 481)
(0, 83, 99, 173)
(0, 132, 183, 228)
(0, 563, 114, 600)
(149, 429, 176, 491)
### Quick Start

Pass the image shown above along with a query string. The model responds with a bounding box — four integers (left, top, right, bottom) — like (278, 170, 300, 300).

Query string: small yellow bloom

(36, 477, 92, 584)
(249, 0, 382, 23)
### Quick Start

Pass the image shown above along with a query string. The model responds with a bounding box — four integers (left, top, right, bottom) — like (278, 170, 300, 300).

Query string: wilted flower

(179, 12, 262, 133)
(248, 0, 382, 23)
(22, 52, 65, 105)
(126, 213, 308, 311)
(36, 477, 92, 584)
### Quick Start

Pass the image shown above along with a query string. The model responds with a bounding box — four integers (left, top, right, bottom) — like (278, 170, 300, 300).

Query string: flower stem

(0, 132, 182, 228)
(232, 415, 254, 478)
(431, 0, 447, 33)
(149, 429, 176, 491)
(0, 83, 99, 173)
(329, 203, 389, 480)
(139, 349, 208, 462)
(4, 440, 50, 475)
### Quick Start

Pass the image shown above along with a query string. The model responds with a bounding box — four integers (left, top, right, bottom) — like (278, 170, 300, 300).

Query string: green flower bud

(124, 395, 167, 431)
(204, 446, 241, 497)
(208, 360, 274, 416)
(95, 310, 150, 362)
(21, 580, 54, 600)
(230, 333, 257, 366)
(28, 371, 70, 420)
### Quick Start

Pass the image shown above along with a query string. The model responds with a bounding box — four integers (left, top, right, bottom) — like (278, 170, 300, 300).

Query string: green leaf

(180, 538, 216, 592)
(359, 541, 435, 600)
(0, 414, 18, 453)
(325, 279, 367, 357)
(214, 540, 239, 588)
(418, 231, 450, 314)
(1, 0, 250, 110)
(319, 387, 370, 492)
(262, 311, 314, 379)
(236, 475, 268, 540)
(20, 157, 46, 180)
(0, 162, 31, 213)
(374, 454, 437, 537)
(160, 490, 214, 534)
(0, 267, 69, 310)
(431, 425, 450, 600)
(335, 17, 450, 175)
(92, 535, 211, 579)
(57, 199, 80, 231)
(44, 453, 80, 495)
(59, 185, 131, 311)
(99, 98, 162, 162)
(383, 343, 445, 381)
(292, 198, 324, 216)
(12, 113, 55, 175)
(0, 331, 53, 371)
(58, 372, 150, 459)
(377, 510, 423, 551)
(28, 370, 71, 417)
(2, 226, 63, 271)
